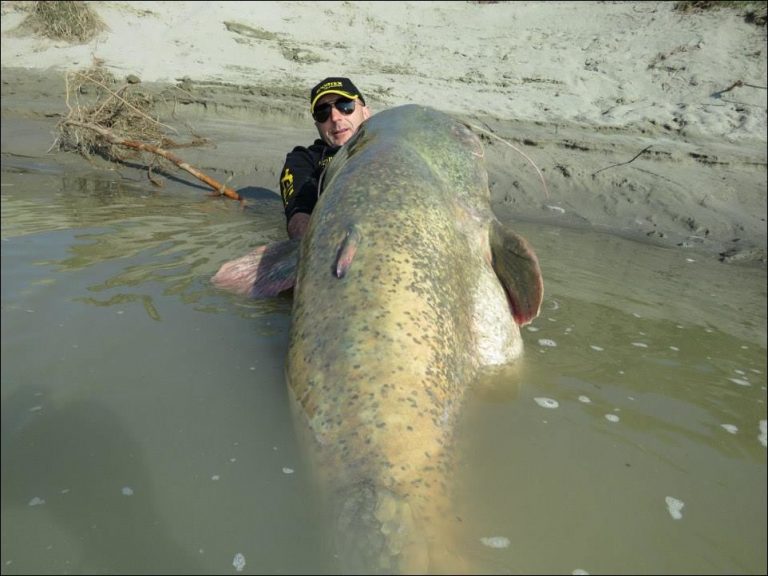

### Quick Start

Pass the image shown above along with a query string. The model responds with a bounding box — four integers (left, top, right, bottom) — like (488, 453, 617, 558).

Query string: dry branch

(62, 119, 242, 202)
(56, 66, 243, 204)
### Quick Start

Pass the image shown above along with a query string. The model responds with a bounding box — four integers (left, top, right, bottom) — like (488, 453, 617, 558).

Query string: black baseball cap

(310, 77, 365, 115)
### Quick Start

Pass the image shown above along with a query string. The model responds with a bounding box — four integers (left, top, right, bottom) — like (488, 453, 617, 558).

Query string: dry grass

(19, 1, 107, 43)
(55, 66, 170, 163)
(673, 1, 767, 26)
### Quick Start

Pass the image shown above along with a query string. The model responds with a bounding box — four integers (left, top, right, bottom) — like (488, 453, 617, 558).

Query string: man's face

(314, 94, 370, 147)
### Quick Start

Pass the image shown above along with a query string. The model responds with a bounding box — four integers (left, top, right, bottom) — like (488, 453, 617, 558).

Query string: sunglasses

(312, 98, 356, 123)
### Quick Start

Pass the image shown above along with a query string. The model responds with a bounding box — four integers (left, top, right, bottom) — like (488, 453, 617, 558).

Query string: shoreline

(2, 66, 765, 266)
(1, 1, 766, 266)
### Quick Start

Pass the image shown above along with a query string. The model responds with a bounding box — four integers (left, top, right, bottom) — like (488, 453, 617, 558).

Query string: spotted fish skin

(213, 105, 543, 573)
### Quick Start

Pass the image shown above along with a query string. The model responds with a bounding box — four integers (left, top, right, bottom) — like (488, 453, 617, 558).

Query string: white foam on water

(572, 570, 590, 575)
(282, 467, 294, 474)
(759, 420, 767, 448)
(211, 475, 220, 481)
(578, 395, 591, 403)
(720, 424, 738, 434)
(589, 345, 604, 351)
(669, 346, 680, 351)
(534, 397, 559, 409)
(605, 414, 620, 423)
(232, 552, 246, 572)
(480, 536, 510, 549)
(631, 342, 648, 348)
(28, 497, 45, 506)
(526, 326, 540, 332)
(121, 486, 134, 496)
(538, 339, 557, 347)
(665, 496, 684, 520)
(729, 377, 751, 387)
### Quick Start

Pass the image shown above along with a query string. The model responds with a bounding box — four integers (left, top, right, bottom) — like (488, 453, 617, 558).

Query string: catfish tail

(335, 481, 429, 575)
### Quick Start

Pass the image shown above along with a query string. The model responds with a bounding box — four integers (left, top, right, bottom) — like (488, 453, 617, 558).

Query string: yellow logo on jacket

(280, 168, 294, 205)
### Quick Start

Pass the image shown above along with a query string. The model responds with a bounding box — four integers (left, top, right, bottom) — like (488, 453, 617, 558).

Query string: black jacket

(279, 139, 338, 220)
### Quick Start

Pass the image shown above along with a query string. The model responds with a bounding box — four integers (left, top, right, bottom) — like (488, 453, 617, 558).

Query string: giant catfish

(212, 104, 543, 573)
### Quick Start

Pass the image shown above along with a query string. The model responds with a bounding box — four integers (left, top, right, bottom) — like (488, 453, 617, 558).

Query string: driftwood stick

(63, 119, 243, 203)
(592, 145, 652, 177)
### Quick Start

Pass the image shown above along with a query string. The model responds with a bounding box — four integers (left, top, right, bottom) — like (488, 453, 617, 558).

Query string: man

(279, 77, 371, 239)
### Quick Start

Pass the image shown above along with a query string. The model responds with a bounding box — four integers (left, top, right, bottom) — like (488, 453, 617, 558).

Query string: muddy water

(1, 151, 765, 574)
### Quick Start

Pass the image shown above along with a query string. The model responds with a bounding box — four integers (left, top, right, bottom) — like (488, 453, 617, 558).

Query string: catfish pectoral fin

(212, 238, 300, 298)
(334, 226, 362, 279)
(489, 219, 544, 326)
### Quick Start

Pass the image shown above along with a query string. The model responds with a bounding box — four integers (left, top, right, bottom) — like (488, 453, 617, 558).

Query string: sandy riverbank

(2, 1, 766, 264)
